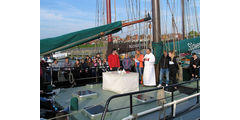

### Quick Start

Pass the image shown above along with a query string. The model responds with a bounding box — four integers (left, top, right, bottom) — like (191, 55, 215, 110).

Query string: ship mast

(106, 0, 113, 57)
(151, 0, 161, 82)
(181, 0, 185, 39)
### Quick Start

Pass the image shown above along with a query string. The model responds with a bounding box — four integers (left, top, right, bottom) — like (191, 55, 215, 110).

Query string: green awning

(40, 21, 122, 55)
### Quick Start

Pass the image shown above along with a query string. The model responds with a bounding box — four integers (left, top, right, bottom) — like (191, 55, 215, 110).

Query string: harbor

(40, 0, 200, 120)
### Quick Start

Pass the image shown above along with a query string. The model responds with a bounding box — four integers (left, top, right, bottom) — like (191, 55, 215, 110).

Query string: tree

(188, 30, 200, 38)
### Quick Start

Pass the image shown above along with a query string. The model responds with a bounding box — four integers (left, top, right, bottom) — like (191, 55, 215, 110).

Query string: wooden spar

(122, 14, 151, 27)
(122, 19, 145, 27)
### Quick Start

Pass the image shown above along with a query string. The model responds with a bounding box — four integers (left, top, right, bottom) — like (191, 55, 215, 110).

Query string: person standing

(134, 49, 144, 83)
(63, 57, 73, 80)
(130, 57, 136, 72)
(157, 51, 170, 87)
(90, 59, 98, 77)
(107, 48, 120, 71)
(40, 63, 44, 91)
(143, 48, 156, 86)
(64, 57, 72, 68)
(85, 56, 91, 63)
(189, 53, 200, 79)
(52, 59, 59, 82)
(52, 59, 59, 68)
(96, 53, 101, 61)
(73, 59, 81, 79)
(80, 59, 88, 77)
(46, 56, 53, 64)
(103, 58, 109, 71)
(122, 53, 132, 71)
(97, 59, 104, 76)
(168, 51, 179, 86)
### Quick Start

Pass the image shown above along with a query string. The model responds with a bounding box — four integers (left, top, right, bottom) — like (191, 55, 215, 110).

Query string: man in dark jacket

(189, 53, 200, 79)
(157, 51, 170, 87)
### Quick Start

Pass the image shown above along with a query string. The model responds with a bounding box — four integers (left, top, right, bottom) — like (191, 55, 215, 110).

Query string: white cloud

(40, 8, 95, 39)
(41, 9, 63, 21)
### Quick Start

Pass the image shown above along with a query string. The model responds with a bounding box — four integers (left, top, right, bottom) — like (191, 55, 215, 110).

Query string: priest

(143, 48, 156, 86)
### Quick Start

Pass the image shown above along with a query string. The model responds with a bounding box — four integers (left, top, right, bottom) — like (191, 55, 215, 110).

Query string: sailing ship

(40, 0, 200, 119)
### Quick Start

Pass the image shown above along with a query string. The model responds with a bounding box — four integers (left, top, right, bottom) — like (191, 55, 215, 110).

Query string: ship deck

(54, 80, 199, 120)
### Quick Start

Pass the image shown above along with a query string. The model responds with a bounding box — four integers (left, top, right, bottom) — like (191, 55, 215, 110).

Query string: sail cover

(163, 37, 200, 53)
(153, 37, 200, 64)
(40, 21, 122, 55)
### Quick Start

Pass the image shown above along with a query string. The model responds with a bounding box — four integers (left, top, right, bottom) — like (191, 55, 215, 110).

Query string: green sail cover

(40, 21, 122, 55)
(153, 37, 200, 64)
(163, 37, 200, 53)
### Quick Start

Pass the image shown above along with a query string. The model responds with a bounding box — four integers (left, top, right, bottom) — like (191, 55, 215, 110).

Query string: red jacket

(108, 54, 120, 68)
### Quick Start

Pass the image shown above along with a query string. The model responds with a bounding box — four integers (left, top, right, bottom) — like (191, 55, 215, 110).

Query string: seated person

(40, 96, 69, 119)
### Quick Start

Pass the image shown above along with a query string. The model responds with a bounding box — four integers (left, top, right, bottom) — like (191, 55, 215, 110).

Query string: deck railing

(41, 66, 107, 86)
(101, 79, 200, 120)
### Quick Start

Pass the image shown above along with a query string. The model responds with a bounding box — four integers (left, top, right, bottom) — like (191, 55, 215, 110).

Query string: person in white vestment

(143, 48, 156, 86)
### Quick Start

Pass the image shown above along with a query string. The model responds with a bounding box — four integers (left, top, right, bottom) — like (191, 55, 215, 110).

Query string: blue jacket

(122, 58, 132, 70)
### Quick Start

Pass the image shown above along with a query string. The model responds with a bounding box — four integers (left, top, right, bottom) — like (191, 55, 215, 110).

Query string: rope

(125, 0, 130, 21)
(95, 0, 99, 26)
(114, 0, 117, 22)
(138, 0, 141, 49)
(186, 1, 191, 38)
(47, 110, 83, 120)
(68, 71, 76, 88)
(193, 0, 199, 33)
(158, 99, 166, 120)
(102, 0, 105, 25)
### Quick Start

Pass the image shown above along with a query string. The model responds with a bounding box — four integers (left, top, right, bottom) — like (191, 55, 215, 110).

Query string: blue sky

(41, 0, 199, 39)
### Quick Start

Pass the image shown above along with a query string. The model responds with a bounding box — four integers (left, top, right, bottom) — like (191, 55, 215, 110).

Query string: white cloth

(143, 53, 156, 86)
(134, 59, 139, 63)
(102, 71, 139, 94)
(47, 58, 53, 63)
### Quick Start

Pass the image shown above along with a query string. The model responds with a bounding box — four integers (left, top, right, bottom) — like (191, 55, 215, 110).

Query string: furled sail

(40, 14, 151, 55)
(40, 21, 122, 55)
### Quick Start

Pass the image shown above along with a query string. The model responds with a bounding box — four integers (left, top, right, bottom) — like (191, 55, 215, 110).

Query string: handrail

(101, 79, 200, 120)
(108, 92, 183, 112)
(122, 93, 200, 120)
(42, 66, 106, 86)
(43, 66, 109, 70)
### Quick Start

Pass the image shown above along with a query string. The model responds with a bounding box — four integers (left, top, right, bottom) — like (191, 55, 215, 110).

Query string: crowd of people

(40, 48, 200, 89)
(40, 53, 110, 89)
(40, 48, 200, 119)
